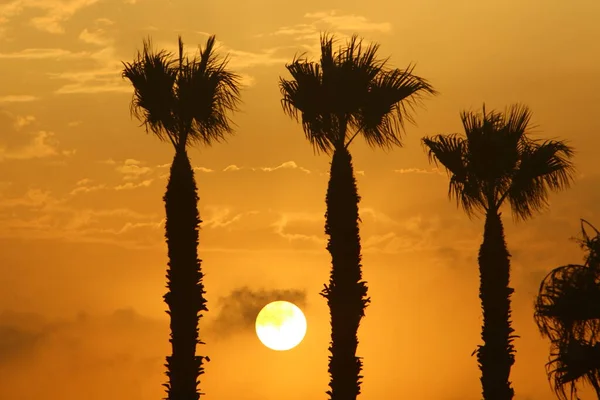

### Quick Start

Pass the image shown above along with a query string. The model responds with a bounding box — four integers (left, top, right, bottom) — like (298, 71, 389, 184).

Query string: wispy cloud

(222, 161, 312, 173)
(0, 188, 162, 248)
(79, 27, 111, 46)
(261, 10, 392, 56)
(0, 0, 102, 35)
(70, 183, 106, 195)
(304, 11, 392, 33)
(259, 161, 311, 173)
(114, 159, 152, 180)
(223, 164, 241, 172)
(0, 48, 89, 59)
(203, 207, 259, 229)
(50, 26, 129, 94)
(394, 168, 443, 175)
(193, 166, 214, 173)
(270, 211, 323, 244)
(13, 115, 35, 128)
(0, 130, 72, 161)
(0, 95, 39, 103)
(114, 179, 153, 191)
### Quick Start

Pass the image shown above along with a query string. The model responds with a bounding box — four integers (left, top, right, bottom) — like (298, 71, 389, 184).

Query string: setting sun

(255, 301, 307, 351)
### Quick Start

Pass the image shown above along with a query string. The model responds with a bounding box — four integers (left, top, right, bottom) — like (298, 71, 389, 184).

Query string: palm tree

(422, 104, 575, 400)
(534, 220, 600, 400)
(279, 33, 436, 400)
(122, 35, 241, 400)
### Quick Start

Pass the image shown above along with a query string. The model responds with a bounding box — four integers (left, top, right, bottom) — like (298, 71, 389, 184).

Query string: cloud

(209, 287, 307, 337)
(262, 10, 392, 55)
(0, 187, 163, 248)
(114, 180, 153, 190)
(78, 28, 110, 46)
(394, 167, 444, 175)
(13, 115, 35, 128)
(0, 130, 65, 161)
(258, 161, 311, 173)
(223, 164, 241, 172)
(304, 10, 392, 33)
(114, 159, 152, 180)
(270, 211, 323, 245)
(203, 207, 259, 229)
(69, 179, 106, 195)
(225, 48, 288, 70)
(69, 160, 156, 195)
(0, 95, 39, 103)
(0, 308, 167, 399)
(222, 161, 312, 173)
(0, 313, 45, 365)
(48, 23, 130, 95)
(193, 166, 214, 173)
(0, 110, 78, 161)
(0, 188, 63, 209)
(14, 0, 102, 34)
(0, 48, 89, 59)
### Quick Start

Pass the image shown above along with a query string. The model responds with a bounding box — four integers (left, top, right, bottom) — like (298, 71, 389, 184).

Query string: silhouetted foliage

(122, 35, 241, 400)
(422, 104, 575, 400)
(534, 220, 600, 400)
(280, 33, 436, 400)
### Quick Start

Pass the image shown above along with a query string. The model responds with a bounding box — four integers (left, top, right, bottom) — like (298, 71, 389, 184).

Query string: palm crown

(122, 35, 242, 150)
(422, 104, 575, 220)
(534, 220, 600, 400)
(279, 33, 437, 154)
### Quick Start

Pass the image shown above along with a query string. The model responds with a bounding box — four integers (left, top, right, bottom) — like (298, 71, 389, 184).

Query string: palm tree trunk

(321, 146, 370, 400)
(163, 149, 208, 400)
(477, 210, 516, 400)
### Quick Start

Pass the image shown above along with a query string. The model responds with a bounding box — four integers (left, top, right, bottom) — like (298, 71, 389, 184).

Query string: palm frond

(122, 36, 178, 147)
(462, 106, 522, 188)
(123, 35, 241, 150)
(423, 104, 575, 220)
(535, 221, 600, 400)
(422, 134, 485, 217)
(503, 103, 535, 141)
(546, 339, 600, 400)
(507, 139, 575, 220)
(279, 32, 436, 154)
(534, 264, 600, 342)
(577, 219, 600, 268)
(279, 57, 333, 154)
(356, 65, 437, 149)
(176, 35, 242, 148)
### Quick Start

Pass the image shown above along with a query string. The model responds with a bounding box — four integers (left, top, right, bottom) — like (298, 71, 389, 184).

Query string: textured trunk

(321, 146, 369, 400)
(476, 211, 516, 400)
(163, 150, 208, 400)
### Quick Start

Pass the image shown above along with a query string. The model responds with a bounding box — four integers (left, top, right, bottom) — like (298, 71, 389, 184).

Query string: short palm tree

(122, 35, 241, 400)
(422, 104, 575, 400)
(535, 220, 600, 400)
(279, 33, 436, 400)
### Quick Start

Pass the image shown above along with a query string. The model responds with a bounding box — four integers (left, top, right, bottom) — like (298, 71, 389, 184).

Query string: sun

(255, 301, 307, 351)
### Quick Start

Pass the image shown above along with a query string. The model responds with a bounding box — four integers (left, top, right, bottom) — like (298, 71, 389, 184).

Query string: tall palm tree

(122, 35, 241, 400)
(422, 104, 575, 400)
(279, 33, 436, 400)
(534, 220, 600, 400)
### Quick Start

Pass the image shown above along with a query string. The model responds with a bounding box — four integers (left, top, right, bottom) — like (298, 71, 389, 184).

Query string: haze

(0, 1, 599, 399)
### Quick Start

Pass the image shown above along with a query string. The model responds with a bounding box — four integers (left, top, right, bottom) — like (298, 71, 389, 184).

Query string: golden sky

(1, 0, 599, 399)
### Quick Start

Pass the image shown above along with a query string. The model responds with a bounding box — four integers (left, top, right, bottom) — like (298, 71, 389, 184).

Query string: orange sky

(1, 0, 599, 399)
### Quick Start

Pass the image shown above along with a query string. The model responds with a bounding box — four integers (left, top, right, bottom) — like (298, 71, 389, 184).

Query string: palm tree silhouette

(122, 35, 241, 400)
(422, 104, 575, 400)
(279, 33, 436, 400)
(534, 220, 600, 400)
